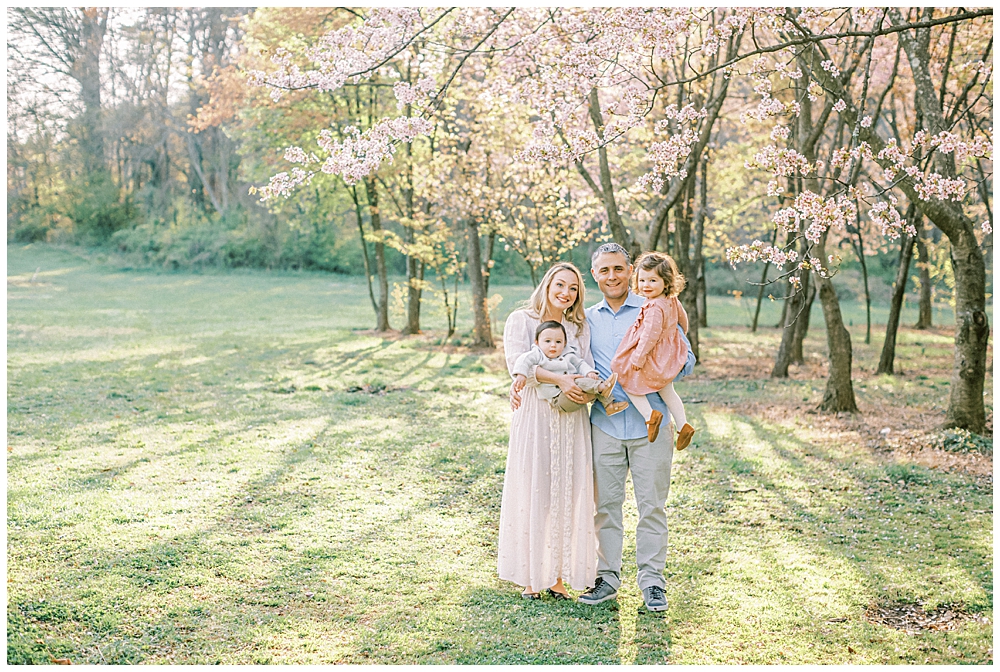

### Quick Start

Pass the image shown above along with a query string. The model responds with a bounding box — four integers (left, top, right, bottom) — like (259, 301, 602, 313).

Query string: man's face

(537, 328, 566, 359)
(591, 252, 633, 301)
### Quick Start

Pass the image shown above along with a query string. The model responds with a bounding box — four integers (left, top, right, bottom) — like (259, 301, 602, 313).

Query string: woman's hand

(557, 374, 592, 404)
(509, 374, 527, 410)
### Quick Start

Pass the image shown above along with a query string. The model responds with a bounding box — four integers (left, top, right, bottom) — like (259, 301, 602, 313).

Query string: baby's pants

(550, 377, 603, 413)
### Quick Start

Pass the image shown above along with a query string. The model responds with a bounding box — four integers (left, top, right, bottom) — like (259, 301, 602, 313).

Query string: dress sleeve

(634, 303, 665, 360)
(503, 310, 539, 384)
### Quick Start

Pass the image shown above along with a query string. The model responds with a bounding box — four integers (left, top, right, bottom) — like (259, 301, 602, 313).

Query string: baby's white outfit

(512, 345, 605, 412)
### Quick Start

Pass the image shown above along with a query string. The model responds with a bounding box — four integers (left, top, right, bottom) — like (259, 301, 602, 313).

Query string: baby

(512, 321, 628, 415)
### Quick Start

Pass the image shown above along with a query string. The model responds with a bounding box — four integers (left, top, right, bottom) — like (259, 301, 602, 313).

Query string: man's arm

(673, 324, 696, 381)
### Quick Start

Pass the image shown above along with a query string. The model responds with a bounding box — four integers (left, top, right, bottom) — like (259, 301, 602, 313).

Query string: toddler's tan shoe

(676, 423, 696, 450)
(646, 410, 663, 442)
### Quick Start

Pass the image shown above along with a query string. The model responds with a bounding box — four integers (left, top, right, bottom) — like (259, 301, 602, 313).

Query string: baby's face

(537, 328, 566, 359)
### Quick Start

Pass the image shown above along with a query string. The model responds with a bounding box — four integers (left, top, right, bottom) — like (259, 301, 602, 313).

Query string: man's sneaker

(578, 577, 618, 605)
(642, 585, 668, 612)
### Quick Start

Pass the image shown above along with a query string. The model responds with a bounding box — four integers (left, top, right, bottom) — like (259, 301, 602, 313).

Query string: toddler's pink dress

(611, 295, 688, 395)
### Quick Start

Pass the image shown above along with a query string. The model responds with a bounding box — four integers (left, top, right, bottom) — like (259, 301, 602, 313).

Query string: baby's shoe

(598, 371, 618, 397)
(676, 423, 696, 450)
(603, 400, 629, 416)
(646, 410, 663, 442)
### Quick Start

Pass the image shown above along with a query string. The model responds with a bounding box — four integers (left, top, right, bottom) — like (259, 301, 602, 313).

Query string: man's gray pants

(591, 423, 674, 590)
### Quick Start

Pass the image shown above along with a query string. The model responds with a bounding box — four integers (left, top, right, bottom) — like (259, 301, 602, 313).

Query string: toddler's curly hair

(632, 251, 685, 297)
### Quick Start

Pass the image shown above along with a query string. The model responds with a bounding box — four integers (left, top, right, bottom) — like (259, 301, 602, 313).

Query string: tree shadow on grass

(658, 405, 991, 662)
(9, 376, 516, 663)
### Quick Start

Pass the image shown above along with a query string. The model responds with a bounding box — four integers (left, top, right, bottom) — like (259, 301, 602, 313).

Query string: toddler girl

(610, 252, 696, 448)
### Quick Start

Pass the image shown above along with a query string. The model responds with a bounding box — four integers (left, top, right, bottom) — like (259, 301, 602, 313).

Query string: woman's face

(547, 269, 579, 314)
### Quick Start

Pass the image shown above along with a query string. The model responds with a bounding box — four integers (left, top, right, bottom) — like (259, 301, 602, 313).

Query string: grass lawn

(7, 243, 993, 664)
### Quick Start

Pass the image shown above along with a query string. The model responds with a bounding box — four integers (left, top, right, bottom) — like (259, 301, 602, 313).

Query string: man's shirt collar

(595, 290, 644, 314)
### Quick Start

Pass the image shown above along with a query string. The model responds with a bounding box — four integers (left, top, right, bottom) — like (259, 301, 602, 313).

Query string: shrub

(68, 173, 137, 243)
(933, 428, 993, 454)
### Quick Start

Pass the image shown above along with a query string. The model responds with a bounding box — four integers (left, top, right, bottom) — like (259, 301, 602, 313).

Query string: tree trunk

(752, 227, 781, 333)
(349, 185, 380, 319)
(851, 220, 872, 344)
(648, 207, 669, 252)
(467, 219, 494, 348)
(790, 60, 857, 413)
(364, 177, 390, 332)
(775, 290, 789, 330)
(403, 145, 421, 335)
(887, 8, 989, 431)
(483, 230, 496, 296)
(791, 276, 815, 365)
(76, 8, 108, 176)
(674, 178, 699, 361)
(877, 220, 917, 375)
(772, 272, 808, 378)
(914, 216, 933, 329)
(944, 231, 989, 431)
(817, 271, 858, 412)
(697, 262, 707, 327)
(587, 88, 636, 258)
(693, 155, 708, 328)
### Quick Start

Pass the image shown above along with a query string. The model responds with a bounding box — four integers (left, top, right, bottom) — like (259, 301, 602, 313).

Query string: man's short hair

(591, 242, 632, 269)
(535, 320, 566, 341)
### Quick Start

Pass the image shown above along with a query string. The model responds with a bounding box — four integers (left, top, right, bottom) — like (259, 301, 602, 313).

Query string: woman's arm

(676, 299, 689, 333)
(535, 367, 593, 404)
(503, 311, 532, 373)
(505, 311, 541, 410)
(575, 321, 594, 368)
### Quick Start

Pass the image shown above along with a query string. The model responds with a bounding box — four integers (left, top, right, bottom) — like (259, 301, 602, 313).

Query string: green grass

(7, 243, 993, 664)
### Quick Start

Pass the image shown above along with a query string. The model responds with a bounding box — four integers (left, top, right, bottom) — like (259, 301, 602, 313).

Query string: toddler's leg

(553, 392, 583, 413)
(626, 392, 653, 422)
(627, 392, 664, 442)
(657, 383, 687, 428)
(659, 382, 695, 450)
(575, 377, 601, 395)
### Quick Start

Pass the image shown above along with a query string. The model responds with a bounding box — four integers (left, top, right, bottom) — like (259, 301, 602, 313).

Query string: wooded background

(6, 8, 992, 431)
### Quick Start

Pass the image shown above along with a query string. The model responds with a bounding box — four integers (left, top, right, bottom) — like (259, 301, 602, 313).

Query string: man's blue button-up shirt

(586, 291, 696, 441)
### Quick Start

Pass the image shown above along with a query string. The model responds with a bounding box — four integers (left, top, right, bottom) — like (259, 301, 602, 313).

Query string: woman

(498, 262, 597, 599)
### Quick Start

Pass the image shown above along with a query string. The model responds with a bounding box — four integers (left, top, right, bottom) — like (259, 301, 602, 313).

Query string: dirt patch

(864, 601, 990, 634)
(730, 398, 993, 480)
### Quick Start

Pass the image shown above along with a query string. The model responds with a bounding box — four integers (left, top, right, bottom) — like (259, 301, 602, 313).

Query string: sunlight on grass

(7, 244, 991, 664)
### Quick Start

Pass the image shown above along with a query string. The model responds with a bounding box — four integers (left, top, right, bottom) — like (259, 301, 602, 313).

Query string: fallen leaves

(864, 601, 982, 634)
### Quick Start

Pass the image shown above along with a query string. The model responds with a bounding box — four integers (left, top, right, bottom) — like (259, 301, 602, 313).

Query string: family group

(498, 242, 697, 612)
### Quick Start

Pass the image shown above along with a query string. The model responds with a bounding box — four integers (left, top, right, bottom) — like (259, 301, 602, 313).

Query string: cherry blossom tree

(247, 7, 992, 431)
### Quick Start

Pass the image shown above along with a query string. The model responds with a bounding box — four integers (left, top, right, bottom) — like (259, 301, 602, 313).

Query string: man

(578, 242, 695, 613)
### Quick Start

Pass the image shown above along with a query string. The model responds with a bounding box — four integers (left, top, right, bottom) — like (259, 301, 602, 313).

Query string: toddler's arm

(567, 353, 598, 378)
(511, 348, 542, 379)
(633, 304, 665, 365)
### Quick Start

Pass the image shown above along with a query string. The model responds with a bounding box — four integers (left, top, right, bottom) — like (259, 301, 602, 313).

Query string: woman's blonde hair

(632, 251, 685, 297)
(525, 262, 587, 334)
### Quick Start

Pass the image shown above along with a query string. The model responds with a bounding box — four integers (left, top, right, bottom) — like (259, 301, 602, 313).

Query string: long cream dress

(497, 309, 597, 592)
